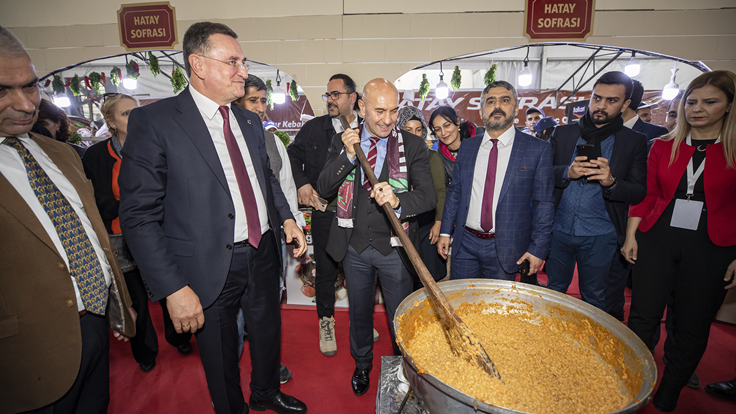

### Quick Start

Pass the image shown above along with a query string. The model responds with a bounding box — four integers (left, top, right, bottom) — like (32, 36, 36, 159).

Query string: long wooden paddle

(339, 116, 503, 381)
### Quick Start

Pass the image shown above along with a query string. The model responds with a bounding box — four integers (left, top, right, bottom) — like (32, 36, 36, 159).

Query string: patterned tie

(3, 138, 108, 314)
(218, 106, 261, 248)
(363, 136, 379, 190)
(480, 138, 498, 233)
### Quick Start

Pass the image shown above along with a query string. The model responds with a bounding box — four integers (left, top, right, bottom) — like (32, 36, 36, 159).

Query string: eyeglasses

(321, 91, 351, 101)
(197, 55, 250, 72)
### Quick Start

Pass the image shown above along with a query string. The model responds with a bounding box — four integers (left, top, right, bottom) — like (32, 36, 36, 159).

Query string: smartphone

(576, 144, 601, 167)
(519, 259, 530, 277)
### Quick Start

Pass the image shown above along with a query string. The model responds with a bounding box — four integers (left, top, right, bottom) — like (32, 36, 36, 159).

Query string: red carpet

(109, 274, 736, 413)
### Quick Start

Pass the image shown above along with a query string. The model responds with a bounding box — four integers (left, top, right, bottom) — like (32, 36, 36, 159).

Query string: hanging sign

(118, 2, 178, 51)
(524, 0, 596, 41)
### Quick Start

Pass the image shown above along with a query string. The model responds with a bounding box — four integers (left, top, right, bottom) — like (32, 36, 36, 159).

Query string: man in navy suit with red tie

(119, 22, 307, 414)
(438, 81, 554, 280)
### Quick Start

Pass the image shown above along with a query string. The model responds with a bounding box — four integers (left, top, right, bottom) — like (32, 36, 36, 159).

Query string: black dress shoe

(249, 391, 306, 414)
(139, 360, 156, 373)
(652, 380, 681, 413)
(352, 366, 371, 396)
(177, 342, 192, 355)
(705, 377, 736, 401)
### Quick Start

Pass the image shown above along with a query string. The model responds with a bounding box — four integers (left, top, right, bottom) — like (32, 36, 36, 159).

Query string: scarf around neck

(578, 109, 624, 147)
(336, 124, 410, 245)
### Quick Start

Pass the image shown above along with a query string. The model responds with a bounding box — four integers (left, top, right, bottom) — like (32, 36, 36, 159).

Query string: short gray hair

(182, 22, 238, 77)
(481, 80, 518, 105)
(0, 25, 28, 58)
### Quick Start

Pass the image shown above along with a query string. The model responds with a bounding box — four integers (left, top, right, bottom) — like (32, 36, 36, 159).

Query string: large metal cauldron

(394, 279, 656, 414)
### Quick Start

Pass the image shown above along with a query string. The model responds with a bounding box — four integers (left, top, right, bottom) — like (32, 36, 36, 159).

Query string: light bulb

(54, 95, 71, 108)
(123, 78, 137, 90)
(272, 84, 286, 104)
(435, 77, 449, 100)
(624, 59, 641, 77)
(518, 64, 533, 87)
(661, 66, 679, 100)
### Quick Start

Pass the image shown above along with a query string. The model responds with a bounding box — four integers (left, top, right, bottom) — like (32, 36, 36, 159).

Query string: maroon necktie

(219, 106, 261, 248)
(363, 136, 379, 190)
(480, 138, 498, 233)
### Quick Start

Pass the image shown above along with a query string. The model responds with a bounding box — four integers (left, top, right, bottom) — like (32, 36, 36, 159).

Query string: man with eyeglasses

(119, 22, 308, 414)
(288, 74, 362, 356)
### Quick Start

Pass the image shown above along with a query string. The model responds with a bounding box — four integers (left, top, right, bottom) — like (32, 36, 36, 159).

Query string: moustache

(491, 109, 507, 117)
(593, 110, 608, 116)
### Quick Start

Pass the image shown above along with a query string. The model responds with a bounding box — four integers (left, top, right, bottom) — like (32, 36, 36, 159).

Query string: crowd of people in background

(2, 18, 736, 414)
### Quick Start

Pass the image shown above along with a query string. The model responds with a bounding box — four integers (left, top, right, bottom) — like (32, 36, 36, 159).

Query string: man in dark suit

(547, 71, 647, 312)
(288, 73, 361, 356)
(623, 80, 670, 154)
(437, 81, 555, 280)
(316, 78, 436, 396)
(0, 25, 135, 414)
(118, 22, 307, 414)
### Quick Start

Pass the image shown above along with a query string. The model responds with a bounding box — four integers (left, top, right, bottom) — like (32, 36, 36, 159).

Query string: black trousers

(195, 230, 281, 414)
(629, 204, 736, 394)
(124, 268, 191, 364)
(23, 313, 110, 414)
(311, 210, 340, 319)
(416, 211, 446, 290)
(604, 248, 632, 321)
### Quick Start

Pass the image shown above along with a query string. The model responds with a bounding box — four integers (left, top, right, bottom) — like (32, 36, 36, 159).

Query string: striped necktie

(363, 136, 379, 190)
(3, 138, 108, 314)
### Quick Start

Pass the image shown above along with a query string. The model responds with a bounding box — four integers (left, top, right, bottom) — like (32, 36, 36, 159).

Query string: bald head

(359, 78, 399, 138)
(0, 26, 28, 59)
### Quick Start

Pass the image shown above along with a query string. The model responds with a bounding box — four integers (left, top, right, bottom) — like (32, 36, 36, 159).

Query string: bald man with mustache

(316, 78, 436, 396)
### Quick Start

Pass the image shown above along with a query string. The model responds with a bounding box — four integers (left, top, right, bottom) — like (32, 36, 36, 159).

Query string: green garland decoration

(126, 60, 140, 80)
(289, 80, 298, 101)
(484, 64, 498, 86)
(451, 66, 462, 90)
(110, 67, 121, 86)
(171, 68, 187, 94)
(266, 79, 274, 110)
(52, 75, 65, 95)
(418, 74, 430, 101)
(68, 132, 82, 145)
(274, 130, 290, 147)
(70, 74, 82, 96)
(88, 72, 103, 94)
(148, 52, 160, 77)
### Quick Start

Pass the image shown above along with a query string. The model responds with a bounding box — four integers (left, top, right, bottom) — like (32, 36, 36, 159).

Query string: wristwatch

(604, 175, 617, 188)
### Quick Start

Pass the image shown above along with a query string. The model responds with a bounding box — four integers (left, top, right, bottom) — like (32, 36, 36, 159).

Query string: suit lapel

(463, 138, 482, 207)
(498, 131, 526, 204)
(610, 130, 625, 177)
(173, 88, 230, 196)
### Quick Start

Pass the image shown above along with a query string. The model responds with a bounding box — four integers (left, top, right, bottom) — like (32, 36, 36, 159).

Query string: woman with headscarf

(397, 106, 447, 284)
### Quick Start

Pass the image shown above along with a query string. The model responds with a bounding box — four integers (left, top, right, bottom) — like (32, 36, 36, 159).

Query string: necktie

(218, 106, 261, 248)
(3, 138, 108, 314)
(363, 136, 379, 190)
(480, 138, 498, 233)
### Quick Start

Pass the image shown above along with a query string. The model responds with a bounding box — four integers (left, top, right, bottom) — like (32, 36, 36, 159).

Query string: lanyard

(685, 134, 721, 197)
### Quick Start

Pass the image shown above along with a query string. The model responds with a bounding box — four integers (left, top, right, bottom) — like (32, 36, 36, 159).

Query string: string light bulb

(435, 61, 449, 99)
(662, 63, 680, 100)
(273, 70, 286, 104)
(518, 47, 532, 87)
(624, 51, 641, 77)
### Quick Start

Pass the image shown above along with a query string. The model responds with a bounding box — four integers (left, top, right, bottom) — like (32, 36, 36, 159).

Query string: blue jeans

(546, 230, 617, 311)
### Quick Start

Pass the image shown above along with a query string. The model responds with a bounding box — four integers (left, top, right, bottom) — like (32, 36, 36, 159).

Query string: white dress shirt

(190, 86, 269, 242)
(331, 110, 359, 133)
(465, 124, 516, 233)
(0, 134, 113, 311)
(623, 114, 639, 129)
(270, 133, 306, 229)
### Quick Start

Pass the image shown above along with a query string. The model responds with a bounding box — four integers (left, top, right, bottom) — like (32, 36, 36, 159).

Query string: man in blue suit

(623, 80, 670, 154)
(119, 22, 307, 414)
(437, 81, 554, 280)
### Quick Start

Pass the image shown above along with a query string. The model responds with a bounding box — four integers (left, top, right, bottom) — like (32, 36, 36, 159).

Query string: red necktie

(480, 138, 498, 233)
(219, 106, 261, 248)
(363, 136, 379, 190)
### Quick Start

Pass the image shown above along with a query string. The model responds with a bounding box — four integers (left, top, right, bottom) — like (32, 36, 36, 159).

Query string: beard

(328, 103, 340, 117)
(591, 110, 617, 125)
(484, 109, 514, 131)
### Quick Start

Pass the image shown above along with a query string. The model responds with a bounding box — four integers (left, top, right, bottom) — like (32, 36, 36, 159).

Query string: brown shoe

(319, 316, 337, 356)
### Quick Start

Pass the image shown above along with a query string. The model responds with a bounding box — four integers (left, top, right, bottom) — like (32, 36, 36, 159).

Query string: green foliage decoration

(451, 66, 462, 90)
(110, 67, 122, 86)
(266, 79, 274, 110)
(88, 72, 103, 94)
(52, 75, 65, 95)
(484, 64, 498, 86)
(70, 74, 82, 96)
(171, 68, 187, 94)
(274, 130, 290, 147)
(289, 80, 299, 101)
(126, 60, 140, 80)
(148, 52, 160, 77)
(418, 74, 430, 101)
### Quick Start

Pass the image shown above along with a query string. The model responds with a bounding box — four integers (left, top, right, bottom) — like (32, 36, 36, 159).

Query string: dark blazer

(631, 118, 670, 153)
(288, 114, 361, 195)
(118, 87, 293, 309)
(631, 138, 736, 247)
(550, 123, 648, 244)
(440, 129, 555, 273)
(0, 133, 133, 414)
(315, 129, 436, 265)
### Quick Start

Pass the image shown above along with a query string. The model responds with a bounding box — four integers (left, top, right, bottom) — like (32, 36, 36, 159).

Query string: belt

(79, 310, 88, 317)
(465, 226, 495, 239)
(234, 239, 252, 248)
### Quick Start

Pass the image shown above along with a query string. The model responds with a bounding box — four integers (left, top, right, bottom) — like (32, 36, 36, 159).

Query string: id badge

(670, 198, 704, 231)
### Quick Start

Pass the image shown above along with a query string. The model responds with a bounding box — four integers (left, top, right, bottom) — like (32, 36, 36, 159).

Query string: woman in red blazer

(622, 70, 736, 412)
